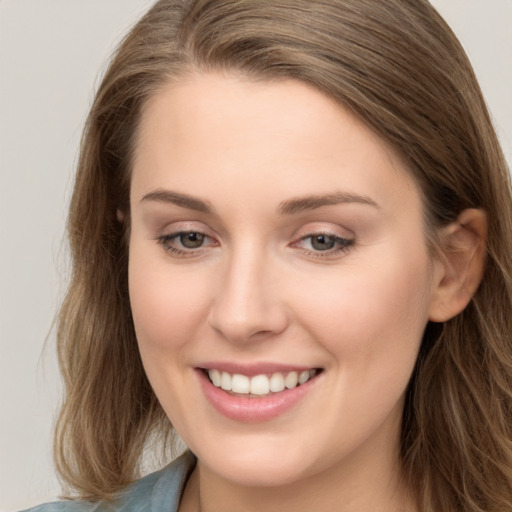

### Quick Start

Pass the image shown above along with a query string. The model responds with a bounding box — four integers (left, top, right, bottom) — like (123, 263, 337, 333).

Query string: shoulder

(19, 451, 196, 512)
(18, 502, 101, 512)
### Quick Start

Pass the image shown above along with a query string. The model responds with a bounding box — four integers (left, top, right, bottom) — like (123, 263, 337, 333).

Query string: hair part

(55, 1, 512, 509)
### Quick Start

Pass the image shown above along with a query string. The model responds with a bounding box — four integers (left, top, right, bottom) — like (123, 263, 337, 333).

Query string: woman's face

(129, 73, 442, 487)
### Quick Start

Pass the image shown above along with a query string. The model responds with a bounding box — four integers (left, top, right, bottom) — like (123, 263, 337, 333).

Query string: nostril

(207, 315, 288, 344)
(207, 267, 289, 343)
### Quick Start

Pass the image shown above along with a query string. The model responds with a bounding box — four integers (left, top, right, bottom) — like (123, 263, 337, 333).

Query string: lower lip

(197, 370, 320, 423)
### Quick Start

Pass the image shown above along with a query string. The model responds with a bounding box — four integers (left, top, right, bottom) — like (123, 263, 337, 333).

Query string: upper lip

(197, 361, 320, 377)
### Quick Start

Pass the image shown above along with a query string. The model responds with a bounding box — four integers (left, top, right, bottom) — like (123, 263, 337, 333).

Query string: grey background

(1, 1, 511, 510)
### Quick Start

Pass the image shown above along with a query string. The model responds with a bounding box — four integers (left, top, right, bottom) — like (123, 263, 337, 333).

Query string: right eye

(157, 231, 217, 256)
(176, 232, 206, 249)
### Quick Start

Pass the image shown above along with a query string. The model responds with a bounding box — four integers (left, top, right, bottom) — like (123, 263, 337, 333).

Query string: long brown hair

(55, 1, 512, 509)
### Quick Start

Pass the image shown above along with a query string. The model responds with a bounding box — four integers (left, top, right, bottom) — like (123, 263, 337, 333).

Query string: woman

(23, 0, 512, 511)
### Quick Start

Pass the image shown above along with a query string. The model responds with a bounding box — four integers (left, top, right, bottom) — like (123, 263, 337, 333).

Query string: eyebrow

(141, 189, 213, 213)
(140, 189, 380, 215)
(277, 192, 380, 215)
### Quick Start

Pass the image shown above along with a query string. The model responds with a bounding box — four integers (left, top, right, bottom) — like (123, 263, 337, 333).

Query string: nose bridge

(208, 240, 287, 342)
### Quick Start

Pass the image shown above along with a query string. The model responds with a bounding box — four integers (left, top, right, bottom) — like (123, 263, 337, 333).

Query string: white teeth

(269, 373, 285, 392)
(207, 369, 317, 396)
(298, 370, 310, 385)
(209, 369, 221, 387)
(221, 371, 232, 391)
(284, 371, 298, 389)
(231, 374, 250, 394)
(250, 375, 270, 395)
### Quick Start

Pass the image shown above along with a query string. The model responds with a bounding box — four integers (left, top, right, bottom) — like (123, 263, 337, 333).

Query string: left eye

(177, 232, 206, 249)
(308, 234, 338, 251)
(297, 233, 354, 253)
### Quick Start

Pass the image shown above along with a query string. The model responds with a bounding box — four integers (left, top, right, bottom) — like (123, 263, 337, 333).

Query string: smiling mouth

(203, 368, 323, 397)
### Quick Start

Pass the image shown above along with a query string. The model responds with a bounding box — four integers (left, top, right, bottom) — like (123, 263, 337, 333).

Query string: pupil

(180, 232, 204, 248)
(311, 234, 335, 251)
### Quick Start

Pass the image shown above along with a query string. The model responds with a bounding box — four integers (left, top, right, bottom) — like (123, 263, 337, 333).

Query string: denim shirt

(20, 451, 196, 512)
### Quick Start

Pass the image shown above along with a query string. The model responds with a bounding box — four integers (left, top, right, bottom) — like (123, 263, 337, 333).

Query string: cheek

(289, 252, 433, 444)
(290, 249, 432, 366)
(128, 244, 210, 356)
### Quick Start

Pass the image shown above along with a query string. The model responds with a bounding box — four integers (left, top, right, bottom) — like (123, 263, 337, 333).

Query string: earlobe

(428, 208, 487, 323)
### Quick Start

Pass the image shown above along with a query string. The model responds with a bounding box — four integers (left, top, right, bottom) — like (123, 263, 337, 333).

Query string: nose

(208, 246, 289, 343)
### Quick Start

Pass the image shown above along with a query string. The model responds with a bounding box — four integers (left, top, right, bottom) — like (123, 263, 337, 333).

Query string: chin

(206, 452, 312, 488)
(185, 429, 329, 488)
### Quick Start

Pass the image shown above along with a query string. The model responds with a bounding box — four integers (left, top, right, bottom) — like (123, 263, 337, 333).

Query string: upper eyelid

(154, 222, 355, 245)
(293, 233, 354, 247)
(160, 230, 216, 244)
(155, 220, 216, 238)
(157, 232, 353, 260)
(156, 231, 218, 257)
(292, 223, 355, 240)
(297, 229, 352, 238)
(292, 234, 355, 257)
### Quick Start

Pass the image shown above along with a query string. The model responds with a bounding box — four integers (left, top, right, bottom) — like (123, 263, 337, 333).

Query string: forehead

(131, 72, 421, 216)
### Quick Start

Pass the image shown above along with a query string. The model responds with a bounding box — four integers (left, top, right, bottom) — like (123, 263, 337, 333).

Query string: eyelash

(156, 231, 355, 259)
(293, 233, 355, 258)
(156, 231, 217, 257)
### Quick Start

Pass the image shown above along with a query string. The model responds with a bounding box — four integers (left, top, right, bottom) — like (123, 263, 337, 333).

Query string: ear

(429, 208, 487, 323)
(116, 209, 126, 223)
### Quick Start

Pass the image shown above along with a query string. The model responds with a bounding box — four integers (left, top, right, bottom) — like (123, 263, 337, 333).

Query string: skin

(128, 72, 484, 512)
